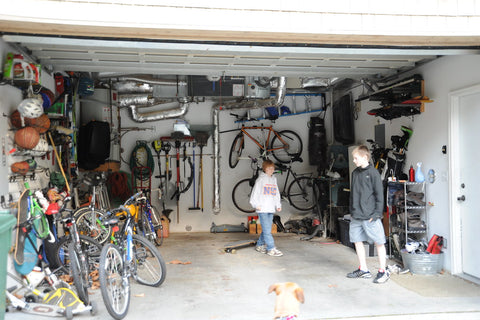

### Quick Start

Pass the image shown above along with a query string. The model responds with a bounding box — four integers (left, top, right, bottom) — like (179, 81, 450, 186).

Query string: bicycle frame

(239, 125, 289, 154)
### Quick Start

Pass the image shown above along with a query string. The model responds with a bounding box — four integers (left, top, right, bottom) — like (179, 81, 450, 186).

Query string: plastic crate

(0, 211, 17, 319)
(401, 251, 443, 275)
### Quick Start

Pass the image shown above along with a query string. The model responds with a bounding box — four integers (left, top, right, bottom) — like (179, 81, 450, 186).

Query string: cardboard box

(248, 223, 277, 234)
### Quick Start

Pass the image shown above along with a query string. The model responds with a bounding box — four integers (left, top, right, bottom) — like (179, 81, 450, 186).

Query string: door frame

(448, 83, 480, 284)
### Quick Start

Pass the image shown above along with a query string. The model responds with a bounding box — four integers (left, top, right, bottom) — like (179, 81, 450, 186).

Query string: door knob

(457, 195, 466, 201)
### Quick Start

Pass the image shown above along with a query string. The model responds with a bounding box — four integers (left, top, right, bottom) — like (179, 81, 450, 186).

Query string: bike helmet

(18, 98, 44, 118)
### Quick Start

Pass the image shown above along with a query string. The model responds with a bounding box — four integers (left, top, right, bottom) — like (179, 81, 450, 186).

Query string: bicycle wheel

(55, 235, 102, 274)
(151, 205, 164, 246)
(271, 130, 303, 163)
(74, 207, 112, 244)
(287, 176, 319, 211)
(229, 133, 244, 168)
(99, 243, 130, 320)
(132, 234, 166, 287)
(68, 242, 90, 305)
(232, 178, 255, 213)
(138, 210, 158, 246)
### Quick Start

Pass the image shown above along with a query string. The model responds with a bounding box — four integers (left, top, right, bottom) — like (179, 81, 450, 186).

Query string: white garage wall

(352, 55, 480, 272)
(115, 96, 324, 233)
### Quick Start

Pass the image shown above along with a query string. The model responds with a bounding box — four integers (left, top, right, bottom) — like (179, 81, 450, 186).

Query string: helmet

(18, 98, 44, 118)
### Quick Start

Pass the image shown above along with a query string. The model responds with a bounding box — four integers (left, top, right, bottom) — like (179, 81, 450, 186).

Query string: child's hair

(262, 159, 275, 172)
(352, 145, 371, 161)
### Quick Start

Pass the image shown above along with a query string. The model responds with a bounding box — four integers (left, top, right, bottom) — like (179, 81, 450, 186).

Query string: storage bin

(0, 212, 17, 320)
(401, 251, 443, 275)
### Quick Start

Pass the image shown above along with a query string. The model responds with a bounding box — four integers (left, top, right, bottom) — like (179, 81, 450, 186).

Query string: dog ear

(268, 284, 278, 294)
(295, 287, 305, 304)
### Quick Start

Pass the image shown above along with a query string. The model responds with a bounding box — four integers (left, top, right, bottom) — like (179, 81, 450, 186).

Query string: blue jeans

(257, 212, 275, 251)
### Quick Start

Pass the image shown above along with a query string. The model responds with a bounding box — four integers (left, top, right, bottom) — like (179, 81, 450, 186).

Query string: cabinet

(387, 181, 427, 260)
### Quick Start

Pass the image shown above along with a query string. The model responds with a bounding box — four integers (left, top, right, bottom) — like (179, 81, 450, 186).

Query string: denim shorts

(349, 217, 386, 245)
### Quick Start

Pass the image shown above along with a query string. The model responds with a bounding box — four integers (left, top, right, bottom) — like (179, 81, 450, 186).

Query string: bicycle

(74, 173, 112, 244)
(134, 191, 164, 246)
(99, 192, 167, 320)
(227, 118, 303, 168)
(231, 155, 319, 213)
(54, 197, 102, 305)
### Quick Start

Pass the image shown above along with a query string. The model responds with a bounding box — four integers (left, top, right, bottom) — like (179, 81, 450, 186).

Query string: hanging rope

(129, 140, 155, 181)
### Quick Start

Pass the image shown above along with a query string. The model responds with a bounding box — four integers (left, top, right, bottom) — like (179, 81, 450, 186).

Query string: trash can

(0, 211, 17, 319)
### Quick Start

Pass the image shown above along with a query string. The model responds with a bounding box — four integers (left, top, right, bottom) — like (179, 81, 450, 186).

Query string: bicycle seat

(275, 162, 288, 172)
(84, 173, 106, 187)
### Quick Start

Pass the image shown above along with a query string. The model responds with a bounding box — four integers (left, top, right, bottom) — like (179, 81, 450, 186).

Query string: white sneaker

(267, 248, 283, 257)
(255, 245, 267, 254)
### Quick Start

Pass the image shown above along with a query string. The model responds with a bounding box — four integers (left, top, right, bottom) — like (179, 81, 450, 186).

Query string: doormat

(390, 273, 480, 297)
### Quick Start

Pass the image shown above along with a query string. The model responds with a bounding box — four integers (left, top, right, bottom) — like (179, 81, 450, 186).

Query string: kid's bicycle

(232, 155, 319, 213)
(227, 119, 303, 168)
(99, 192, 167, 320)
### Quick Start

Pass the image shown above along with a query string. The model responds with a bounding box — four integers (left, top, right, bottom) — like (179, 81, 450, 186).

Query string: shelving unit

(387, 181, 427, 260)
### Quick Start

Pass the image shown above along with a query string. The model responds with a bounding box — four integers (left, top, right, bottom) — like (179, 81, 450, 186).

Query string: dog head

(268, 282, 304, 319)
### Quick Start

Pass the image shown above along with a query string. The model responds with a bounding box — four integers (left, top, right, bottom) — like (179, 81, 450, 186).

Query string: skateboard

(223, 239, 257, 253)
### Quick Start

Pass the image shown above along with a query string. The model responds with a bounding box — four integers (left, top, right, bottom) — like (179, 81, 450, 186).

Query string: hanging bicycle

(227, 120, 303, 168)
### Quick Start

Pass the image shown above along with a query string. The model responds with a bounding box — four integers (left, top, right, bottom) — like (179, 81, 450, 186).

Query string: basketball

(10, 110, 23, 128)
(27, 114, 51, 133)
(11, 161, 30, 175)
(14, 126, 40, 149)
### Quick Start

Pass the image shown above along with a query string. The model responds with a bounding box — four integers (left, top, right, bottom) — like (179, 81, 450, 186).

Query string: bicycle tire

(287, 176, 319, 211)
(232, 178, 255, 213)
(99, 243, 130, 320)
(271, 130, 303, 163)
(74, 207, 112, 244)
(150, 205, 164, 246)
(68, 242, 90, 305)
(132, 234, 167, 287)
(55, 235, 102, 274)
(229, 133, 244, 168)
(138, 210, 157, 246)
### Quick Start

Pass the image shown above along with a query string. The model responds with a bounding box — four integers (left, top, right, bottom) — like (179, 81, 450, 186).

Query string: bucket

(401, 251, 443, 275)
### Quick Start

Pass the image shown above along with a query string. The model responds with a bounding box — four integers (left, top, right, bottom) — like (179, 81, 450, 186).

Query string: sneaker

(373, 270, 390, 284)
(346, 269, 372, 279)
(267, 248, 283, 257)
(255, 245, 267, 254)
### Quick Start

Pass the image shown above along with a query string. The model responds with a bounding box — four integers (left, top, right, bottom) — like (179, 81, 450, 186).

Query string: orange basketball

(11, 161, 30, 175)
(26, 114, 51, 133)
(14, 126, 40, 149)
(10, 110, 23, 128)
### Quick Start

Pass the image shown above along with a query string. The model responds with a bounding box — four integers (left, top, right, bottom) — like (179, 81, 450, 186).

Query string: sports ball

(10, 110, 23, 128)
(26, 114, 50, 133)
(11, 161, 30, 175)
(14, 126, 40, 149)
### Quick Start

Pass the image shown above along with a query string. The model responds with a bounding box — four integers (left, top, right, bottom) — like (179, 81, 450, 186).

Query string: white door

(449, 85, 480, 282)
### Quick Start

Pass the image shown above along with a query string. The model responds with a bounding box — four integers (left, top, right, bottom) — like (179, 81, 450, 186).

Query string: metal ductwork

(128, 98, 190, 123)
(100, 74, 187, 87)
(211, 76, 286, 214)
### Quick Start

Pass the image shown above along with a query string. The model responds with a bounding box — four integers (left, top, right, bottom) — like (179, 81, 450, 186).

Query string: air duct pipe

(211, 76, 286, 214)
(128, 98, 189, 123)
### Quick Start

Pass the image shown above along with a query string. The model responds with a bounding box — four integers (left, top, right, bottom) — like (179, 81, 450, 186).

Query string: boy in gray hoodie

(250, 159, 283, 257)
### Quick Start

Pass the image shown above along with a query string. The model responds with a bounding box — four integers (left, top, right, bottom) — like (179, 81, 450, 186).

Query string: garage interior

(2, 2, 480, 320)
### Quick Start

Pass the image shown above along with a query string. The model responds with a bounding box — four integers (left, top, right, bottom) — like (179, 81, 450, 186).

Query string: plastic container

(401, 251, 443, 275)
(0, 212, 17, 319)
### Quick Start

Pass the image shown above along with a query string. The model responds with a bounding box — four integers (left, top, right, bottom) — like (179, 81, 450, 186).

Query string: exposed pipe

(211, 76, 286, 214)
(99, 74, 187, 87)
(128, 98, 189, 123)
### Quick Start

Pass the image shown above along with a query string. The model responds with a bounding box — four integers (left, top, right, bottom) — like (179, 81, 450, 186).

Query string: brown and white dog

(268, 282, 305, 320)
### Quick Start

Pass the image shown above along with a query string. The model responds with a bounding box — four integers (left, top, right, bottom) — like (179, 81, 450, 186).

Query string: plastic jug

(415, 162, 425, 182)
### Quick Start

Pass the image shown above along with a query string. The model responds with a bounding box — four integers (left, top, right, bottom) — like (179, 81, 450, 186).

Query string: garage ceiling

(5, 34, 467, 83)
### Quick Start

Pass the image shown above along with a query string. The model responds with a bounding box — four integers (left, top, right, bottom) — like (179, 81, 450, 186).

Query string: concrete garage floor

(5, 232, 480, 320)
